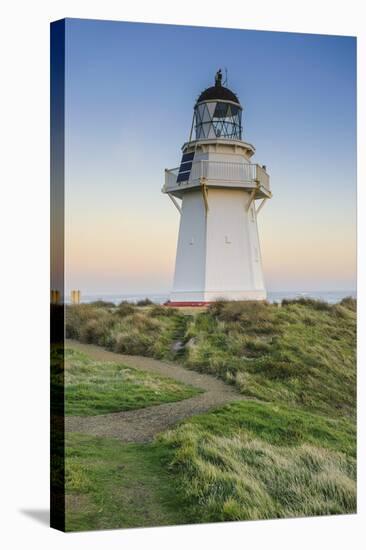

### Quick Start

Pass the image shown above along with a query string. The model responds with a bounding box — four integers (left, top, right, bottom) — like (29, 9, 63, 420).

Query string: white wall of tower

(170, 185, 266, 303)
(171, 190, 207, 302)
(205, 188, 265, 300)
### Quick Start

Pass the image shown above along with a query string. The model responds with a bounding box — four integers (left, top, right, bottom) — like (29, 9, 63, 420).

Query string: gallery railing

(164, 160, 270, 193)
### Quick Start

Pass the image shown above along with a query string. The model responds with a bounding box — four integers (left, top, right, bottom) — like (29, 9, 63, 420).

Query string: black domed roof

(196, 84, 240, 105)
(196, 70, 241, 105)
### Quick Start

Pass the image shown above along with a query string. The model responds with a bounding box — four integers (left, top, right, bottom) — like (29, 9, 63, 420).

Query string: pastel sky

(64, 18, 356, 295)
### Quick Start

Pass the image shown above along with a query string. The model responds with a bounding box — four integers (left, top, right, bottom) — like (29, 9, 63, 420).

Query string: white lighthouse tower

(163, 70, 272, 305)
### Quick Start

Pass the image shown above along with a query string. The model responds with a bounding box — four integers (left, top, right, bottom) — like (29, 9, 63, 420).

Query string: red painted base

(165, 301, 211, 307)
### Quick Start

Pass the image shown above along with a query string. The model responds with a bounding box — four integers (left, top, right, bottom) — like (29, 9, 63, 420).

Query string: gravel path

(65, 340, 246, 442)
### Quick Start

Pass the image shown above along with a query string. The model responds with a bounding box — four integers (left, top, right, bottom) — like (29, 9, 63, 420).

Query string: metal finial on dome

(215, 69, 222, 87)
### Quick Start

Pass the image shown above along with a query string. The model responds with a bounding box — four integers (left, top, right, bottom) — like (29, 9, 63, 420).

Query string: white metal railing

(255, 164, 270, 190)
(164, 160, 270, 193)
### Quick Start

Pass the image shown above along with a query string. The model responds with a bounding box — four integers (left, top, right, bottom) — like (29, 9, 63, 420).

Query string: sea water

(68, 290, 356, 306)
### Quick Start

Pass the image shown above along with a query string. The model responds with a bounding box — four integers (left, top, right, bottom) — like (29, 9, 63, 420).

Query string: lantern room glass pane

(194, 101, 242, 140)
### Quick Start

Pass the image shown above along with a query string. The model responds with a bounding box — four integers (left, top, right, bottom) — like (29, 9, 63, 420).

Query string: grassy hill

(65, 297, 356, 527)
(66, 298, 356, 418)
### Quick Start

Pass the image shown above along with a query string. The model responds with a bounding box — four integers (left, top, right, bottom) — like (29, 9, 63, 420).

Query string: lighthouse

(163, 70, 272, 305)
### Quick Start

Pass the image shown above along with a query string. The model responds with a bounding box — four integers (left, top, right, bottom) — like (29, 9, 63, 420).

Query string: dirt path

(65, 340, 246, 442)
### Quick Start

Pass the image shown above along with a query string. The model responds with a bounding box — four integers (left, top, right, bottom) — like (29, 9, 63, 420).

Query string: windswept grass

(160, 400, 356, 522)
(66, 298, 356, 418)
(64, 347, 200, 416)
(181, 401, 356, 456)
(162, 427, 356, 522)
(64, 297, 357, 526)
(184, 298, 356, 417)
(65, 401, 356, 530)
(66, 302, 183, 359)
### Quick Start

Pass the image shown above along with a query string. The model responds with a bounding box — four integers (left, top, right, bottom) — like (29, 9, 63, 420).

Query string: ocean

(67, 290, 356, 306)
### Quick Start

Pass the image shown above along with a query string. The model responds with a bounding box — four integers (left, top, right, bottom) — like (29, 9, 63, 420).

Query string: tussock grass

(185, 299, 356, 418)
(65, 299, 356, 417)
(281, 297, 333, 311)
(160, 401, 356, 522)
(88, 300, 116, 308)
(182, 401, 356, 456)
(66, 302, 184, 359)
(136, 298, 154, 306)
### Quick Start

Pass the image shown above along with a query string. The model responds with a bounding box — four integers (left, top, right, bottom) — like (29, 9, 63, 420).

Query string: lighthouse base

(169, 289, 267, 305)
(170, 187, 268, 307)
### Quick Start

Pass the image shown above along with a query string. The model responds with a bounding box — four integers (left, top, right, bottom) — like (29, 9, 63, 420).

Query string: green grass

(184, 299, 356, 418)
(160, 400, 356, 522)
(65, 298, 356, 418)
(64, 298, 357, 527)
(181, 401, 356, 456)
(64, 401, 356, 530)
(65, 432, 191, 531)
(64, 347, 201, 416)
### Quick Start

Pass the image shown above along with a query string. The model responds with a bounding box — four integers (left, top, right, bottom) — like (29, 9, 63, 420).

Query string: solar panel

(177, 152, 195, 183)
(181, 152, 195, 163)
(176, 171, 191, 183)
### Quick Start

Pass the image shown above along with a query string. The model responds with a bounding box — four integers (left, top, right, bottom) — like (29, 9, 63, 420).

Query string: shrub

(109, 312, 165, 356)
(88, 300, 116, 308)
(136, 298, 153, 306)
(149, 305, 179, 317)
(78, 311, 115, 345)
(208, 300, 276, 336)
(210, 300, 269, 320)
(66, 305, 98, 340)
(208, 299, 229, 317)
(114, 329, 154, 356)
(281, 297, 332, 312)
(116, 302, 136, 317)
(339, 297, 357, 312)
(125, 312, 161, 332)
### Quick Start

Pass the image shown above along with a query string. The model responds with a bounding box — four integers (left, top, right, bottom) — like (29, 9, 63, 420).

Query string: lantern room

(194, 69, 242, 140)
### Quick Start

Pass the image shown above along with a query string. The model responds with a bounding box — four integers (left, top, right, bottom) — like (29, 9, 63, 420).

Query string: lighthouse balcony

(163, 160, 271, 199)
